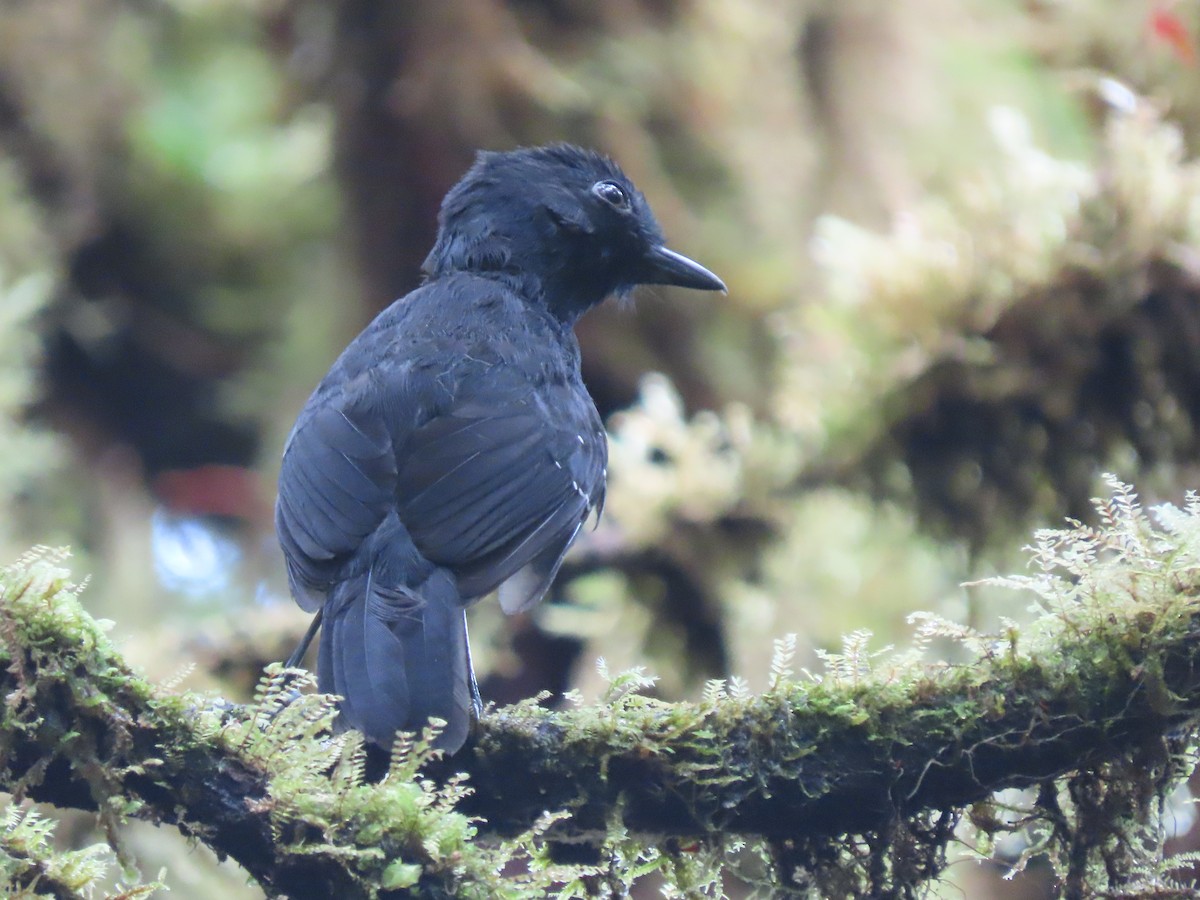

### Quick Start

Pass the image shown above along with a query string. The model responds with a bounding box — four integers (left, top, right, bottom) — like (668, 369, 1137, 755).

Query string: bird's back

(279, 273, 606, 596)
(275, 273, 606, 749)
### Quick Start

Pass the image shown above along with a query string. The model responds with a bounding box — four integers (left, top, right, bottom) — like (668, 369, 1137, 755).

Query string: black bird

(276, 144, 725, 753)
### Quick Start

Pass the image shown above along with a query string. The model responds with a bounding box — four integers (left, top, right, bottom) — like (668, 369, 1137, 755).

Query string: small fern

(0, 802, 161, 899)
(386, 719, 446, 784)
(813, 629, 891, 687)
(767, 633, 797, 690)
(700, 678, 728, 706)
(596, 658, 659, 705)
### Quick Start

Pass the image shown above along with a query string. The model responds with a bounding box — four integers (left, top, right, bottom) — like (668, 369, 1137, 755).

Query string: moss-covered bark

(0, 552, 320, 897)
(467, 630, 1200, 841)
(3, 482, 1200, 897)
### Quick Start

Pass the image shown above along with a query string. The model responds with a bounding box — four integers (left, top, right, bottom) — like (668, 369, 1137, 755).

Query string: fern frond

(768, 633, 797, 690)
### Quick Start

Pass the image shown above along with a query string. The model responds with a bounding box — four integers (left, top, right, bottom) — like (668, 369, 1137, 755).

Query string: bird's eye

(592, 180, 631, 211)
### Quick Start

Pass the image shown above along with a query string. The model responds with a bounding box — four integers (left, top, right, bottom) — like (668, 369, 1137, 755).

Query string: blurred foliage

(0, 159, 63, 560)
(2, 0, 1200, 896)
(0, 270, 58, 549)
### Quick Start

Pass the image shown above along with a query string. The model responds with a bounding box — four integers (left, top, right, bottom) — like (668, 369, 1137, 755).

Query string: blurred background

(3, 0, 1200, 896)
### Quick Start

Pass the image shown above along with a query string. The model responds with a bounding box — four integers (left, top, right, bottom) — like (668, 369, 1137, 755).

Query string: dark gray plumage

(276, 144, 724, 753)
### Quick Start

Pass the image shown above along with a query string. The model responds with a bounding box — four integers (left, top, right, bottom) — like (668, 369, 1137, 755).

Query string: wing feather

(279, 362, 605, 615)
(396, 395, 604, 603)
(276, 386, 397, 608)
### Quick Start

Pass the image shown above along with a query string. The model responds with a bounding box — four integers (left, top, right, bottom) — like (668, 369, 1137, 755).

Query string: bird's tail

(318, 565, 473, 753)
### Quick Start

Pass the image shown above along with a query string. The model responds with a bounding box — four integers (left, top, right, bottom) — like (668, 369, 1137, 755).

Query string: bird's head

(422, 144, 725, 322)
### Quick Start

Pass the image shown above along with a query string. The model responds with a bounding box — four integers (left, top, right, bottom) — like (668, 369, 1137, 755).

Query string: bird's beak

(640, 245, 726, 293)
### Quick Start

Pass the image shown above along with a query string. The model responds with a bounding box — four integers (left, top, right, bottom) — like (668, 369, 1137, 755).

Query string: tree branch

(3, 489, 1200, 897)
(462, 624, 1200, 841)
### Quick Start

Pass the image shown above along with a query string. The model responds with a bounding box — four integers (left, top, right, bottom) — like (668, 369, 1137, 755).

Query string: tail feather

(319, 567, 472, 753)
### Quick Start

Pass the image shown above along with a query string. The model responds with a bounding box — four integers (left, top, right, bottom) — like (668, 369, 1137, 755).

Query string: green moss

(3, 478, 1200, 896)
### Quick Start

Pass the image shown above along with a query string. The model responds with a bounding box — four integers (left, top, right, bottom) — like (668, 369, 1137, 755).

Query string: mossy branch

(3, 481, 1200, 897)
(0, 551, 327, 897)
(466, 621, 1200, 841)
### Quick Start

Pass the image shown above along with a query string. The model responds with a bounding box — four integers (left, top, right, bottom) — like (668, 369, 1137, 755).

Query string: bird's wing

(395, 390, 605, 606)
(275, 382, 397, 611)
